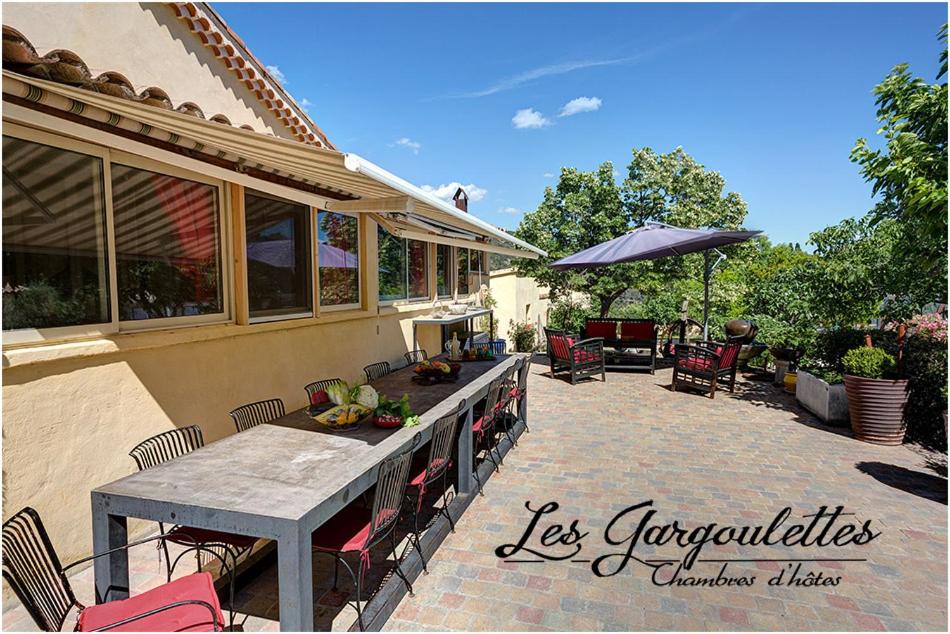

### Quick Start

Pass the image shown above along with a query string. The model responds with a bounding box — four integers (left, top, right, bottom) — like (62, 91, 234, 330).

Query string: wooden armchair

(671, 337, 743, 398)
(544, 328, 606, 385)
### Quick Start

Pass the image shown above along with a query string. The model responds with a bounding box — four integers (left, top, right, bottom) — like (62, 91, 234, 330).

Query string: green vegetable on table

(375, 393, 416, 425)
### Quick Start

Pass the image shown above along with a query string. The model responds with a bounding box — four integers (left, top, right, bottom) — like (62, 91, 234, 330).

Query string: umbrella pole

(703, 248, 728, 341)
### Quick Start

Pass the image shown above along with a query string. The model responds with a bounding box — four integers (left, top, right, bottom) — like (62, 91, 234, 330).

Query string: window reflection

(318, 211, 359, 307)
(246, 192, 312, 318)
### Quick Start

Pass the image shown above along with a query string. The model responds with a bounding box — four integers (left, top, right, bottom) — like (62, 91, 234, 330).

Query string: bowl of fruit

(314, 403, 372, 432)
(373, 394, 420, 429)
(412, 359, 461, 383)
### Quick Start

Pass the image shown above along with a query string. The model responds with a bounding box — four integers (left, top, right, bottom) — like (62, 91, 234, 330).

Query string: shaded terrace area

(3, 360, 946, 631)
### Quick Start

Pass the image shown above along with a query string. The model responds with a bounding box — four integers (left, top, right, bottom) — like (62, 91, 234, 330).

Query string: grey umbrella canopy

(551, 223, 763, 338)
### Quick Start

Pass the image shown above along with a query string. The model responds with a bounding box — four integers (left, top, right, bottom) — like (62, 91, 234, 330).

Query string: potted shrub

(842, 346, 909, 445)
(796, 365, 848, 426)
(509, 319, 538, 353)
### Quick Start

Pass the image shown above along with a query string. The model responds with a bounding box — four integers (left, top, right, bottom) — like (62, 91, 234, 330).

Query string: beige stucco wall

(490, 268, 550, 348)
(2, 2, 297, 138)
(1, 308, 441, 568)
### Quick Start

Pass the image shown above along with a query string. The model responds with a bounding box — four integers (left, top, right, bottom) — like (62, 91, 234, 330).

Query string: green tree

(514, 162, 630, 316)
(850, 23, 948, 299)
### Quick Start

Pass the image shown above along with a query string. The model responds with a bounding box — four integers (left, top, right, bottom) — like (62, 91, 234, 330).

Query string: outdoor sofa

(581, 318, 657, 373)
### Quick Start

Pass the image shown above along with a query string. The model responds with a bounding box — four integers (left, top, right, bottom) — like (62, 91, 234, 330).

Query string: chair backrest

(366, 442, 415, 547)
(129, 425, 204, 471)
(403, 350, 428, 366)
(483, 376, 506, 418)
(421, 402, 462, 484)
(363, 361, 391, 382)
(304, 378, 343, 401)
(517, 355, 532, 393)
(544, 328, 571, 362)
(584, 319, 618, 340)
(2, 507, 78, 632)
(620, 319, 656, 341)
(229, 398, 285, 433)
(719, 339, 743, 370)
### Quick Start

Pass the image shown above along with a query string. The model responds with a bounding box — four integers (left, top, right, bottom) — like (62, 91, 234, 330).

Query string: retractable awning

(2, 70, 545, 258)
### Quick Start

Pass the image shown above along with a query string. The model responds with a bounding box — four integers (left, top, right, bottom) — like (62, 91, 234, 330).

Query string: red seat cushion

(311, 506, 396, 553)
(408, 456, 450, 488)
(585, 321, 617, 339)
(78, 572, 223, 632)
(620, 321, 654, 340)
(573, 350, 600, 363)
(677, 357, 712, 371)
(166, 526, 258, 550)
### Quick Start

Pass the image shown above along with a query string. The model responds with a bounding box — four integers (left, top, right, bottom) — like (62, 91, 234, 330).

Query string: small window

(2, 136, 111, 331)
(378, 226, 407, 302)
(245, 191, 312, 319)
(111, 164, 223, 321)
(456, 247, 470, 296)
(408, 239, 429, 300)
(436, 244, 452, 297)
(318, 211, 360, 308)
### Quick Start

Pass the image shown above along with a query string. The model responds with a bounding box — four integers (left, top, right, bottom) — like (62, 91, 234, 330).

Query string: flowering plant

(509, 319, 538, 352)
(908, 313, 948, 343)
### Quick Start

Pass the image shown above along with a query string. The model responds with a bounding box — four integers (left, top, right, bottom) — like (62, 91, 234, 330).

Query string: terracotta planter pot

(843, 375, 910, 445)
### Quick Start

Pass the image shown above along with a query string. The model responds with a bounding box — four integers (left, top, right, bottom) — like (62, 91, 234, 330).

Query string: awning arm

(343, 153, 547, 257)
(324, 196, 414, 214)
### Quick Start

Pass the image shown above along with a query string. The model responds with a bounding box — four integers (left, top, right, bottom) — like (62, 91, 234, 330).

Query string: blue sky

(215, 2, 946, 246)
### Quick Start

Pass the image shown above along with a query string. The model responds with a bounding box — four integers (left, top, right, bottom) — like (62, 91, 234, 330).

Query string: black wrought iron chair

(496, 358, 524, 447)
(510, 355, 532, 434)
(471, 376, 506, 494)
(403, 349, 428, 366)
(363, 361, 392, 382)
(2, 507, 225, 632)
(304, 378, 343, 403)
(404, 402, 461, 573)
(129, 426, 255, 627)
(229, 398, 285, 433)
(311, 441, 416, 631)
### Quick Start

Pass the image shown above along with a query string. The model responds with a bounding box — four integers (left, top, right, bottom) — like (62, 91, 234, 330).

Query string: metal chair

(363, 361, 392, 382)
(511, 355, 532, 434)
(229, 398, 285, 432)
(128, 426, 255, 627)
(496, 359, 524, 447)
(404, 402, 462, 573)
(403, 349, 428, 366)
(471, 376, 506, 494)
(311, 441, 417, 631)
(2, 507, 225, 632)
(304, 378, 343, 402)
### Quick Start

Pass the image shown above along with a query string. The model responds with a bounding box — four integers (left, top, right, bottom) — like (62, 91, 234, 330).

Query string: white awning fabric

(2, 71, 545, 258)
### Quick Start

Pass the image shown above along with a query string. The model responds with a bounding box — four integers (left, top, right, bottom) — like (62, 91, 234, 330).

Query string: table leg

(456, 405, 474, 494)
(277, 526, 314, 632)
(91, 494, 129, 604)
(412, 322, 417, 352)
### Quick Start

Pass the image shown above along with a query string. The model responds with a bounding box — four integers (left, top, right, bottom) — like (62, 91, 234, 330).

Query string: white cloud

(265, 65, 286, 85)
(543, 172, 554, 178)
(443, 58, 629, 99)
(512, 108, 551, 129)
(559, 96, 602, 117)
(393, 137, 422, 154)
(298, 97, 313, 113)
(498, 206, 523, 215)
(420, 182, 488, 203)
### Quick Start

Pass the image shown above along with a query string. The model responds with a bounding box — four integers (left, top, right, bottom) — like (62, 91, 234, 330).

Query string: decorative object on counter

(412, 359, 462, 383)
(431, 300, 446, 319)
(449, 332, 461, 359)
(448, 303, 468, 315)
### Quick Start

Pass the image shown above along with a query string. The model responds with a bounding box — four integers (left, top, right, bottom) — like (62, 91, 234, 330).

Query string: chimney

(453, 187, 469, 213)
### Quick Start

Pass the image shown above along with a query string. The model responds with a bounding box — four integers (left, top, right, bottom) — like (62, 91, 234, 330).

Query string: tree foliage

(850, 23, 948, 298)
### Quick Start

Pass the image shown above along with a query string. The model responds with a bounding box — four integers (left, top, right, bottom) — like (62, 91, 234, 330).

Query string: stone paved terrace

(3, 357, 946, 631)
(384, 358, 947, 632)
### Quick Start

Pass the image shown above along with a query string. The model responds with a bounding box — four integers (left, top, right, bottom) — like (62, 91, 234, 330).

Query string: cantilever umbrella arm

(702, 249, 728, 340)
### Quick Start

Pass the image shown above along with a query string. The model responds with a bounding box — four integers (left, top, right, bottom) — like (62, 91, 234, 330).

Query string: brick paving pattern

(3, 358, 946, 631)
(384, 359, 947, 631)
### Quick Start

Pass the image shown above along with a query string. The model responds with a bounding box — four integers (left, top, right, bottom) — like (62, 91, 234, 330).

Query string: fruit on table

(316, 404, 371, 427)
(310, 390, 330, 406)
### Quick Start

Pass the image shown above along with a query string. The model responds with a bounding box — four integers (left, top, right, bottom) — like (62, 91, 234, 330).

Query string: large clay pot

(843, 375, 910, 445)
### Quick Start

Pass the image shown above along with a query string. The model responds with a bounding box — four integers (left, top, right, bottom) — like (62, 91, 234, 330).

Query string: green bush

(546, 297, 595, 334)
(903, 335, 948, 447)
(809, 328, 898, 370)
(842, 346, 897, 379)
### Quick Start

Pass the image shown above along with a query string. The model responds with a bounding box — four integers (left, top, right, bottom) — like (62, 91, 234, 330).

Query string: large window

(318, 211, 360, 308)
(377, 227, 430, 302)
(111, 164, 223, 321)
(2, 136, 110, 331)
(436, 244, 452, 297)
(245, 191, 312, 319)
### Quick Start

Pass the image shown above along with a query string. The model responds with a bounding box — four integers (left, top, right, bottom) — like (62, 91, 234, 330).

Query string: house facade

(1, 1, 541, 569)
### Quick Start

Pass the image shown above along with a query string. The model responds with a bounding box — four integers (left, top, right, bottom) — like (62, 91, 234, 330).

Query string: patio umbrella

(551, 222, 763, 339)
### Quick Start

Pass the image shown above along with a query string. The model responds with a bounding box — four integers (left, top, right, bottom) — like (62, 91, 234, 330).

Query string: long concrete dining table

(90, 353, 528, 631)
